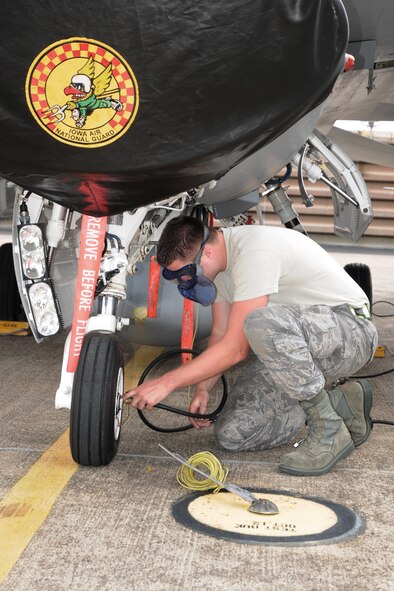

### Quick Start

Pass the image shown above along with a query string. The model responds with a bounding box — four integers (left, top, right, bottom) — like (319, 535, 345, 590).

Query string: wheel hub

(114, 367, 124, 441)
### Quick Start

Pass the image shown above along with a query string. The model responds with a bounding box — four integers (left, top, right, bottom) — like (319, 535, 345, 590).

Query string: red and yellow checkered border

(25, 37, 140, 148)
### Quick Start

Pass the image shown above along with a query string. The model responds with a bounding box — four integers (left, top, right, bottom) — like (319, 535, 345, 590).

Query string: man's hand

(124, 377, 172, 410)
(189, 387, 212, 429)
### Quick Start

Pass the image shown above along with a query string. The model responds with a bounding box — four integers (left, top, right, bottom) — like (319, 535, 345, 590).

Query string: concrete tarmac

(0, 246, 393, 591)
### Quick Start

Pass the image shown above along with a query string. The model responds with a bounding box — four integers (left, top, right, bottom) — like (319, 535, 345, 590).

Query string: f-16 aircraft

(0, 0, 393, 466)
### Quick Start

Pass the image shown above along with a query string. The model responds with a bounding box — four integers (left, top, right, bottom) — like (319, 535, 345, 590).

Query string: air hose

(137, 348, 228, 433)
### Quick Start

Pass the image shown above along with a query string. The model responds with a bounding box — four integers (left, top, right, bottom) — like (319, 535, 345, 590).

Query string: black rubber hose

(372, 420, 394, 426)
(352, 367, 394, 379)
(136, 348, 228, 433)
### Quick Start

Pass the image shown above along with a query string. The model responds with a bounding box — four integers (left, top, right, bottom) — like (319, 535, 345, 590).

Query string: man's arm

(193, 300, 231, 389)
(125, 294, 269, 410)
(189, 301, 231, 428)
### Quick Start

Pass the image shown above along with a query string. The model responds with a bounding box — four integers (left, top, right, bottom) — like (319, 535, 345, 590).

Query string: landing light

(17, 223, 60, 337)
(19, 224, 46, 279)
(28, 282, 59, 336)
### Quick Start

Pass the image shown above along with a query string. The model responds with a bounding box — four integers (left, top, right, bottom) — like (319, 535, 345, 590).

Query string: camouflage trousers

(214, 304, 378, 451)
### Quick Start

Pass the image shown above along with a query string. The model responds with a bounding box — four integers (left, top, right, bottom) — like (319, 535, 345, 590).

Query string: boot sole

(279, 440, 355, 477)
(355, 379, 373, 448)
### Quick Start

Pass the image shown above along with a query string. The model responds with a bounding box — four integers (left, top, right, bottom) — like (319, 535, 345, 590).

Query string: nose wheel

(70, 332, 124, 466)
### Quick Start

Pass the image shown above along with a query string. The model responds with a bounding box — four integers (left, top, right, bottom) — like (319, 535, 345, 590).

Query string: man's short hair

(156, 216, 206, 267)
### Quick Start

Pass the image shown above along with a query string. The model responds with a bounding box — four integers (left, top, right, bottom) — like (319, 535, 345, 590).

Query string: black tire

(70, 332, 124, 466)
(0, 242, 25, 321)
(344, 263, 373, 308)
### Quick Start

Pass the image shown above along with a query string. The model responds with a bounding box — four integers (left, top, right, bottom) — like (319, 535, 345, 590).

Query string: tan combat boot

(328, 380, 373, 448)
(279, 389, 355, 476)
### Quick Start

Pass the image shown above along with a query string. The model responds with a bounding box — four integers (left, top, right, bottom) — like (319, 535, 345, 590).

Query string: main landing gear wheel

(0, 242, 25, 321)
(344, 262, 373, 308)
(70, 332, 124, 466)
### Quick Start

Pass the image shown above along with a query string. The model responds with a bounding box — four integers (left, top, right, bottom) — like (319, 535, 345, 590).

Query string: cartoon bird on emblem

(64, 56, 122, 128)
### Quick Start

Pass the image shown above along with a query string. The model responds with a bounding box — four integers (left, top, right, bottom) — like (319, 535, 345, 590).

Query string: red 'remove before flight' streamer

(67, 215, 107, 373)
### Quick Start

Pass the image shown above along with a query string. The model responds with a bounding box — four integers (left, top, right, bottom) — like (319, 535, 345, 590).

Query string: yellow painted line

(0, 429, 78, 584)
(124, 345, 164, 390)
(0, 345, 163, 583)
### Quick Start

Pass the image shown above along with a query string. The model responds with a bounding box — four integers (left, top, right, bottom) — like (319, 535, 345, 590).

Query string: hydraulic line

(266, 163, 293, 186)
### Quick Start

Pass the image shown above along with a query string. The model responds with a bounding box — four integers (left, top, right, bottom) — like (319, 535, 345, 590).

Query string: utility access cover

(173, 489, 364, 545)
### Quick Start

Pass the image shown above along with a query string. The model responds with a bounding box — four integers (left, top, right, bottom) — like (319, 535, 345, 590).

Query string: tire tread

(70, 332, 123, 466)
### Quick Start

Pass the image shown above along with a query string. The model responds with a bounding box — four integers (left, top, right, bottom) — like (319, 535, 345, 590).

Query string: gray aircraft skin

(1, 0, 393, 466)
(321, 0, 394, 168)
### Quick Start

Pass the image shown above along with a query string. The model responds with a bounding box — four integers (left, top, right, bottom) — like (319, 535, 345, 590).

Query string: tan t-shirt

(214, 226, 368, 308)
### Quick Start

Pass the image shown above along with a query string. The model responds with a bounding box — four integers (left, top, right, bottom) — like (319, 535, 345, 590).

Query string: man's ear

(201, 244, 213, 259)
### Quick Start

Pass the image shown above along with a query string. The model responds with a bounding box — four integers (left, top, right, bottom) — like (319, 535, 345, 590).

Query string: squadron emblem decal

(25, 38, 139, 148)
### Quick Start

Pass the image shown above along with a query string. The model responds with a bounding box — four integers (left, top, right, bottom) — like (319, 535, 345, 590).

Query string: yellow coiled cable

(176, 451, 229, 494)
